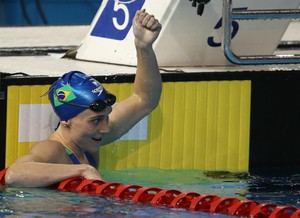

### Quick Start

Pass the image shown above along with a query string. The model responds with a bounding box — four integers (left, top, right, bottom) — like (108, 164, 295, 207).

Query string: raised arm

(133, 9, 162, 110)
(103, 9, 162, 144)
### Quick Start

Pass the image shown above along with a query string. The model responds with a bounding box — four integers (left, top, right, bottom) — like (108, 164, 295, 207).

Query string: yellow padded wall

(101, 81, 251, 171)
(6, 85, 50, 166)
(6, 81, 251, 171)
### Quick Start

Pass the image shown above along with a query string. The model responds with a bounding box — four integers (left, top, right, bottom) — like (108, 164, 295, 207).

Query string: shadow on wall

(0, 0, 102, 26)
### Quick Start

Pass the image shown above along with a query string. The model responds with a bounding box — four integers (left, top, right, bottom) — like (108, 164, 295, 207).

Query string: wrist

(135, 44, 154, 59)
(134, 39, 153, 50)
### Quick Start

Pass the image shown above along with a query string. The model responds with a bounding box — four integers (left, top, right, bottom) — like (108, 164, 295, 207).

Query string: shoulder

(25, 140, 68, 163)
(29, 139, 64, 153)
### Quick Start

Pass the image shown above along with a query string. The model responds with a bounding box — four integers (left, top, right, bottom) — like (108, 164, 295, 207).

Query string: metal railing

(222, 0, 300, 65)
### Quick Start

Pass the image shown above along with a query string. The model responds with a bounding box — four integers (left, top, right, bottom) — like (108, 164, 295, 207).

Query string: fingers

(135, 9, 147, 23)
(146, 17, 161, 31)
(135, 8, 145, 16)
(82, 164, 105, 181)
(134, 9, 146, 22)
(135, 9, 161, 31)
(142, 15, 156, 30)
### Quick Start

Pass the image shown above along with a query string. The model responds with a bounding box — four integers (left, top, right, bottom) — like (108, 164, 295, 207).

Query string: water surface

(1, 168, 300, 217)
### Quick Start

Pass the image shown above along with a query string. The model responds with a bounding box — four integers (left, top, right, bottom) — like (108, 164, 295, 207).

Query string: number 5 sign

(91, 0, 145, 40)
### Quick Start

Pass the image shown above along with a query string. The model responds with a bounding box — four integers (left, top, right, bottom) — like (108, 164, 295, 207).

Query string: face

(66, 106, 112, 152)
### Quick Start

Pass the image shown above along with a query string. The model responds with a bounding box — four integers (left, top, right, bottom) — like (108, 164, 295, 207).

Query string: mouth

(92, 136, 102, 142)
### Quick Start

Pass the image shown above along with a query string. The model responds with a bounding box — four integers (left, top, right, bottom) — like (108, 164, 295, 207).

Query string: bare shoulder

(16, 140, 68, 164)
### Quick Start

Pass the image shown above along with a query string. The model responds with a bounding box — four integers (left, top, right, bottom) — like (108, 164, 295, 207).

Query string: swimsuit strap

(84, 151, 97, 168)
(65, 147, 97, 168)
(65, 148, 81, 164)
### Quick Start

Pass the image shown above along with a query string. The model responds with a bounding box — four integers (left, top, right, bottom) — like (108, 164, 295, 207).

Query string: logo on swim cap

(57, 90, 68, 100)
(54, 84, 77, 107)
(92, 87, 104, 96)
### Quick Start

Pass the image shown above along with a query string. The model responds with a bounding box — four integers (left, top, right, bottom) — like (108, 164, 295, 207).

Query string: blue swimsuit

(65, 148, 97, 168)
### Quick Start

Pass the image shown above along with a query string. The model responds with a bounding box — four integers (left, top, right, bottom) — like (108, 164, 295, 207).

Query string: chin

(91, 144, 101, 152)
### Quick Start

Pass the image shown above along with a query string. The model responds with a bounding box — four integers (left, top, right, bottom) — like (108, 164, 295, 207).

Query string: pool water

(1, 168, 300, 217)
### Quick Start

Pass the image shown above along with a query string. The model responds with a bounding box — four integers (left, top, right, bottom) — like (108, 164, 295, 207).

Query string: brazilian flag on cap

(54, 84, 77, 107)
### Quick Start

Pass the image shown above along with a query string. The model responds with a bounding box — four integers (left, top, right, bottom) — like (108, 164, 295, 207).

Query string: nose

(98, 106, 112, 133)
(99, 116, 110, 133)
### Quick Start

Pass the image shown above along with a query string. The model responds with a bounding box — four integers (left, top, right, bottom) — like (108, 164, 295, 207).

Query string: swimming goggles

(55, 91, 116, 112)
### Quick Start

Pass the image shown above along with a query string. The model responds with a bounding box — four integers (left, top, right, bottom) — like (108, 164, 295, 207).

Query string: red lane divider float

(0, 168, 7, 186)
(0, 168, 299, 218)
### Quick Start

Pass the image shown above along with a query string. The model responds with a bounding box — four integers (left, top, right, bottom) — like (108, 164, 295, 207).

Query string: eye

(89, 116, 107, 126)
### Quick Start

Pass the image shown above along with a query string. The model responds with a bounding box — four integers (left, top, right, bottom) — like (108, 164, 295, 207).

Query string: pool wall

(1, 71, 300, 174)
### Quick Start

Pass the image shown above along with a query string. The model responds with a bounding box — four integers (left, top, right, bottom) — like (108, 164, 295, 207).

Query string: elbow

(147, 94, 161, 113)
(133, 93, 161, 115)
(148, 100, 160, 113)
(145, 89, 162, 113)
(5, 168, 21, 186)
(141, 99, 159, 115)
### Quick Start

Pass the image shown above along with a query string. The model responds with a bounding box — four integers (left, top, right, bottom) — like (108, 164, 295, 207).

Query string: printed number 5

(113, 1, 130, 30)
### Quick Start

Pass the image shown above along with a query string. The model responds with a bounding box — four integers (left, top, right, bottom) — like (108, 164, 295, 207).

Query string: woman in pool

(5, 9, 162, 187)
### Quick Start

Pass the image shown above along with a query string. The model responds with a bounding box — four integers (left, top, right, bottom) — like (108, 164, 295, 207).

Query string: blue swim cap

(48, 71, 115, 121)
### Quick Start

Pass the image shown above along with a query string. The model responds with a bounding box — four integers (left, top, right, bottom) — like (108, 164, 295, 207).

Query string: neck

(50, 125, 85, 160)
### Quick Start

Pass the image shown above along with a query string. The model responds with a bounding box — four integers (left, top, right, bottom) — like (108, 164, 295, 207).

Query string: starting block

(75, 0, 300, 67)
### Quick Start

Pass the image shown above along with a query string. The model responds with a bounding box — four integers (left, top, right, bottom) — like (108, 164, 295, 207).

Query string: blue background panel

(0, 0, 103, 26)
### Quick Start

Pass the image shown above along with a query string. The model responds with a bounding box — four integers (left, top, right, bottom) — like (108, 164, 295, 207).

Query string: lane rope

(0, 168, 298, 217)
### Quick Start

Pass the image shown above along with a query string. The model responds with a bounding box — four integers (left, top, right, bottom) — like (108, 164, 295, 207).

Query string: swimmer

(5, 9, 162, 187)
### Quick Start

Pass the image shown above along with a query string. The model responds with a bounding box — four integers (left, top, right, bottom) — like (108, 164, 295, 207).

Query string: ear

(61, 120, 71, 128)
